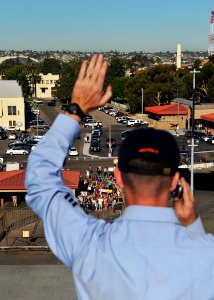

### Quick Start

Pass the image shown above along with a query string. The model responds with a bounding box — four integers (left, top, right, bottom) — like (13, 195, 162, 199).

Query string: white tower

(208, 10, 214, 56)
(176, 44, 181, 69)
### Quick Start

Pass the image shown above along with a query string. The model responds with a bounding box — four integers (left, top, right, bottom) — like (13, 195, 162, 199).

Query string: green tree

(111, 77, 129, 100)
(207, 75, 214, 102)
(40, 58, 62, 75)
(125, 74, 148, 113)
(105, 56, 126, 86)
(209, 54, 214, 64)
(197, 62, 214, 100)
(4, 65, 30, 97)
(25, 62, 41, 97)
(171, 76, 186, 98)
(55, 59, 81, 99)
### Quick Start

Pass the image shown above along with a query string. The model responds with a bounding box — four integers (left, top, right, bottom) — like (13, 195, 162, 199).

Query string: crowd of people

(77, 165, 123, 212)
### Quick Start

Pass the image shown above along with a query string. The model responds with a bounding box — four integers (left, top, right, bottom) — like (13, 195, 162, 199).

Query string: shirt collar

(120, 205, 180, 225)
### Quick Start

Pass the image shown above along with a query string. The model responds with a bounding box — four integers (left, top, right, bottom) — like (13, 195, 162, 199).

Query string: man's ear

(170, 171, 180, 192)
(114, 167, 124, 189)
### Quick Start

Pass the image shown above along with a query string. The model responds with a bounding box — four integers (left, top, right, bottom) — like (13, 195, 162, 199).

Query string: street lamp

(141, 88, 144, 115)
(189, 68, 200, 193)
(36, 104, 39, 137)
(108, 114, 112, 157)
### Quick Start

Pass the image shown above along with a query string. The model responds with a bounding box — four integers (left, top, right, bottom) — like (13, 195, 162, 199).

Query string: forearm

(25, 113, 80, 219)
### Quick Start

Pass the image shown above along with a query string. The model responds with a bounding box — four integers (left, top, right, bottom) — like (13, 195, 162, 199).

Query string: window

(50, 80, 53, 84)
(41, 88, 47, 94)
(42, 80, 45, 84)
(8, 106, 17, 115)
(9, 120, 16, 126)
(46, 80, 49, 84)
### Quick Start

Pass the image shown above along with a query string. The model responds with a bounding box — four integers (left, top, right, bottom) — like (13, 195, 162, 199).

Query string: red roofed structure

(201, 113, 214, 123)
(145, 104, 188, 115)
(144, 104, 189, 130)
(0, 170, 81, 205)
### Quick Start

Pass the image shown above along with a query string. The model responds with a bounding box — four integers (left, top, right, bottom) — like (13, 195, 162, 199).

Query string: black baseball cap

(118, 128, 180, 176)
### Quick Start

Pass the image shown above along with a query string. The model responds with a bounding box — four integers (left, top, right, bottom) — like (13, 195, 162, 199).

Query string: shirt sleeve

(25, 113, 106, 268)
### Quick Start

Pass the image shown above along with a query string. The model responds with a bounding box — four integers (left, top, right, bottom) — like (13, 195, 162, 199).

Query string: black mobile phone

(172, 181, 183, 198)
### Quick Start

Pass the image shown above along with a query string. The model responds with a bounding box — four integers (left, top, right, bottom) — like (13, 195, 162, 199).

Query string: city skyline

(1, 0, 214, 52)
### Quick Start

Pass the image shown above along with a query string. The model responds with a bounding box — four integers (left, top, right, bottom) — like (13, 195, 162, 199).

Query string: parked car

(48, 100, 56, 106)
(0, 131, 7, 140)
(120, 117, 130, 124)
(98, 106, 108, 111)
(117, 116, 129, 123)
(92, 128, 102, 136)
(31, 108, 40, 114)
(203, 134, 214, 142)
(6, 146, 29, 155)
(8, 141, 29, 149)
(82, 115, 93, 123)
(84, 119, 102, 128)
(91, 132, 101, 142)
(30, 124, 49, 129)
(207, 136, 214, 144)
(184, 130, 204, 139)
(90, 137, 100, 145)
(8, 133, 18, 140)
(106, 138, 117, 147)
(90, 141, 101, 152)
(127, 119, 142, 127)
(29, 119, 45, 126)
(69, 147, 79, 156)
(5, 126, 20, 131)
(33, 99, 43, 104)
(132, 122, 148, 128)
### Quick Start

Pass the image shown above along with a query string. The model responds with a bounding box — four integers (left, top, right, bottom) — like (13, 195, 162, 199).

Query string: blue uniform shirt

(25, 114, 214, 300)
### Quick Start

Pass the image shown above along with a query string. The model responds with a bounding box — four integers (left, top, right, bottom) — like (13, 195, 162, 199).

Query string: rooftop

(145, 103, 188, 115)
(0, 80, 23, 98)
(0, 169, 81, 191)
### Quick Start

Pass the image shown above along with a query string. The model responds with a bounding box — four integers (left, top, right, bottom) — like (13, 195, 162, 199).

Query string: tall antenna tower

(208, 10, 214, 56)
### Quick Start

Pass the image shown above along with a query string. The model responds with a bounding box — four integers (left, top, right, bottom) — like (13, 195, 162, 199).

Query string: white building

(36, 73, 59, 99)
(0, 80, 25, 130)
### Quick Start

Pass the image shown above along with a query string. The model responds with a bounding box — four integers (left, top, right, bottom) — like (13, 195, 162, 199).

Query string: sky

(1, 0, 214, 52)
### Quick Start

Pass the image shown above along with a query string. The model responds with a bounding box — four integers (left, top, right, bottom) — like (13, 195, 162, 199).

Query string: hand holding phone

(172, 180, 183, 199)
(173, 177, 197, 226)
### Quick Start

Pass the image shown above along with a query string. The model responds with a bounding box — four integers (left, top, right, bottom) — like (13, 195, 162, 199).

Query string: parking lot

(0, 101, 214, 170)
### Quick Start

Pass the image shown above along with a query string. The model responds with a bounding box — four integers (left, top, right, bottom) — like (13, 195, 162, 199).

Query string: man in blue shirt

(25, 55, 214, 300)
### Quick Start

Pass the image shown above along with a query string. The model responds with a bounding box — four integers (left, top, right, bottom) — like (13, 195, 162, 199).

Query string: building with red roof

(0, 169, 81, 206)
(145, 103, 188, 130)
(144, 98, 214, 131)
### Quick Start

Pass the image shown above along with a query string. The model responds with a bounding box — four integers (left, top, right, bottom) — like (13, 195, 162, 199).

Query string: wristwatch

(66, 103, 85, 121)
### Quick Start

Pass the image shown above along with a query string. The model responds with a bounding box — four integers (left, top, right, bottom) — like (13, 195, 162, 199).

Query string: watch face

(67, 103, 85, 120)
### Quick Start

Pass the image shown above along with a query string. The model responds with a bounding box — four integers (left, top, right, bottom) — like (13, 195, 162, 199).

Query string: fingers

(77, 60, 88, 80)
(100, 85, 112, 105)
(96, 60, 108, 90)
(180, 177, 195, 208)
(86, 54, 99, 78)
(173, 177, 197, 226)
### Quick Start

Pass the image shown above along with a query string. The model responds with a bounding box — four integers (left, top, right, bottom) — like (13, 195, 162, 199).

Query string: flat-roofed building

(0, 80, 25, 130)
(36, 73, 59, 99)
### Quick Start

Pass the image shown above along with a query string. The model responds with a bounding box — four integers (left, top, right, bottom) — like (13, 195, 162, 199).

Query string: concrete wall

(36, 74, 59, 99)
(0, 97, 25, 130)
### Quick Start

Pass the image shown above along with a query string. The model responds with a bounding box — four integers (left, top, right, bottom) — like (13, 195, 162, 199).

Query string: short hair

(121, 160, 172, 198)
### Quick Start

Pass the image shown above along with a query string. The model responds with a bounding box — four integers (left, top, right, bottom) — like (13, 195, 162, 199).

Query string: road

(0, 101, 214, 171)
